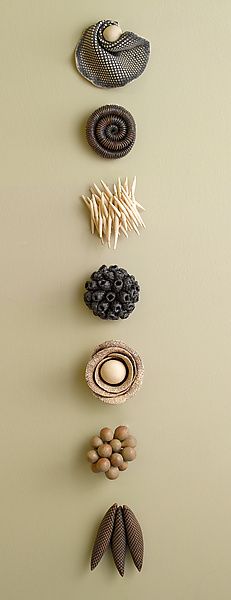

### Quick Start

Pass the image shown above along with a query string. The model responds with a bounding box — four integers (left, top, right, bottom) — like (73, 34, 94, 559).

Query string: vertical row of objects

(74, 19, 151, 576)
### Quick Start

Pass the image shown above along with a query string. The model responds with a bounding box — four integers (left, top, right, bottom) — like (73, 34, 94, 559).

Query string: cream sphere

(103, 24, 122, 43)
(100, 427, 113, 442)
(98, 443, 112, 459)
(100, 359, 127, 385)
(105, 466, 119, 480)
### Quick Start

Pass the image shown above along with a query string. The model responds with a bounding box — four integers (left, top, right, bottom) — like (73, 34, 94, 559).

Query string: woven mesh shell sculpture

(91, 503, 117, 570)
(86, 105, 136, 159)
(75, 19, 150, 88)
(123, 505, 144, 572)
(111, 506, 127, 576)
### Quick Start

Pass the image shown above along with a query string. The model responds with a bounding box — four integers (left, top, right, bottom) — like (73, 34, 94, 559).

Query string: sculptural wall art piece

(72, 16, 150, 576)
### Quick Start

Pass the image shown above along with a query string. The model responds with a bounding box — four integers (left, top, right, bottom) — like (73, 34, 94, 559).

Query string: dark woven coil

(86, 105, 136, 159)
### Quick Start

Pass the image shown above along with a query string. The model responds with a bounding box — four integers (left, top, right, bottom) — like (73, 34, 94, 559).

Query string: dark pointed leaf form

(111, 506, 127, 576)
(123, 505, 144, 571)
(91, 503, 117, 570)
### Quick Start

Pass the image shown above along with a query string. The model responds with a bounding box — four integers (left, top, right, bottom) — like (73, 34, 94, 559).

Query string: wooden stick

(124, 176, 129, 194)
(81, 195, 91, 210)
(98, 205, 103, 239)
(107, 206, 112, 248)
(100, 179, 113, 199)
(90, 194, 98, 224)
(93, 182, 102, 197)
(121, 212, 128, 232)
(113, 198, 119, 250)
(109, 200, 121, 219)
(131, 176, 136, 198)
(89, 199, 95, 234)
(117, 177, 122, 201)
(119, 223, 128, 238)
(101, 193, 109, 218)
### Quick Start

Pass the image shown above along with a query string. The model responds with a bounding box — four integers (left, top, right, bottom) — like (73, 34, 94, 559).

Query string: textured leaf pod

(91, 503, 117, 570)
(122, 505, 144, 571)
(111, 506, 127, 576)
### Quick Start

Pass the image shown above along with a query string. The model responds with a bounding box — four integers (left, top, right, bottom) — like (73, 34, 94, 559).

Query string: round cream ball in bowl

(100, 359, 127, 385)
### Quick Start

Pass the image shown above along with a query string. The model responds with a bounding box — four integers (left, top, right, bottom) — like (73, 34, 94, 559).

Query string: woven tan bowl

(85, 340, 144, 404)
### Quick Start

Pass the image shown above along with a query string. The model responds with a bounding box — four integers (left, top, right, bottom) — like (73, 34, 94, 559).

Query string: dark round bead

(123, 278, 133, 290)
(99, 279, 111, 291)
(86, 280, 98, 291)
(92, 290, 105, 302)
(98, 301, 109, 313)
(106, 291, 116, 303)
(120, 291, 131, 304)
(107, 311, 119, 320)
(84, 291, 92, 305)
(113, 279, 123, 292)
(112, 302, 122, 314)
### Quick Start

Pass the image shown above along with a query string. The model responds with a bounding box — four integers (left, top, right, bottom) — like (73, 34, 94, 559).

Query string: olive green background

(1, 1, 231, 598)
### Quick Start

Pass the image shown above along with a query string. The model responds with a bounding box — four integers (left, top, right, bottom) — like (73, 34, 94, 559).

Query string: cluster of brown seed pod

(81, 176, 145, 249)
(87, 426, 137, 480)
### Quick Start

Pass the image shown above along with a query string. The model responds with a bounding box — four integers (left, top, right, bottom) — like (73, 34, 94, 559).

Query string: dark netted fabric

(91, 503, 117, 570)
(75, 20, 150, 88)
(111, 506, 127, 576)
(86, 105, 136, 159)
(122, 505, 144, 572)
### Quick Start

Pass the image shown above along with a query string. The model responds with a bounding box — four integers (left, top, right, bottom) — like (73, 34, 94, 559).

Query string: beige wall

(1, 1, 231, 598)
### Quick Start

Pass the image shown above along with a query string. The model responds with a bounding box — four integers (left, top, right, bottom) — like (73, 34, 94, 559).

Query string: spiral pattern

(86, 105, 136, 159)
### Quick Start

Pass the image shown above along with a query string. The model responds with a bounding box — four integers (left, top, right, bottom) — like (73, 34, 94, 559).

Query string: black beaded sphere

(84, 265, 140, 320)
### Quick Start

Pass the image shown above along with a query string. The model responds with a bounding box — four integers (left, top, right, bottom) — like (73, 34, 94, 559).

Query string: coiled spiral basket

(86, 105, 136, 159)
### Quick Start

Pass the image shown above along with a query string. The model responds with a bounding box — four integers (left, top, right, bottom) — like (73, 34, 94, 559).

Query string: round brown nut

(98, 443, 112, 458)
(100, 427, 114, 442)
(87, 449, 99, 463)
(110, 453, 123, 468)
(122, 447, 136, 462)
(105, 466, 119, 480)
(97, 458, 111, 472)
(90, 436, 103, 448)
(110, 439, 122, 452)
(122, 436, 137, 448)
(118, 461, 129, 471)
(114, 425, 129, 441)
